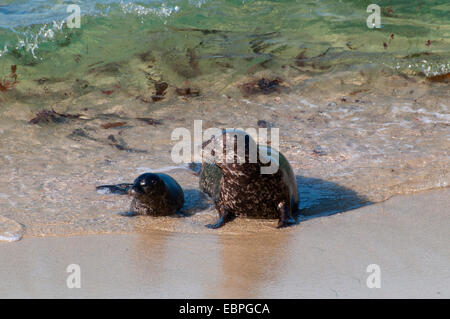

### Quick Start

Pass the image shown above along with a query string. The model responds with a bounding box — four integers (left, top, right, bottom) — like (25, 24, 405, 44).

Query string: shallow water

(0, 0, 448, 239)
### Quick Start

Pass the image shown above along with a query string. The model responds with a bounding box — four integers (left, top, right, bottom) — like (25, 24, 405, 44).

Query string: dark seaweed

(0, 65, 18, 92)
(187, 48, 199, 71)
(295, 48, 330, 69)
(257, 120, 275, 128)
(88, 62, 121, 75)
(68, 128, 147, 153)
(138, 51, 155, 63)
(136, 118, 162, 125)
(403, 52, 432, 59)
(240, 77, 284, 96)
(295, 49, 308, 67)
(426, 73, 450, 83)
(176, 87, 200, 97)
(35, 78, 51, 85)
(152, 81, 168, 101)
(107, 135, 148, 153)
(29, 109, 81, 125)
(67, 128, 98, 142)
(101, 122, 128, 129)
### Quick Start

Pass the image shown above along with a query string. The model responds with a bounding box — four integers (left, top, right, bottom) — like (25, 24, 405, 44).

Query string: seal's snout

(129, 185, 142, 196)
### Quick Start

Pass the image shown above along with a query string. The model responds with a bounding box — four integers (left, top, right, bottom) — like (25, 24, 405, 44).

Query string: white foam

(299, 98, 317, 108)
(0, 232, 22, 242)
(0, 216, 24, 242)
(96, 188, 112, 195)
(392, 105, 450, 124)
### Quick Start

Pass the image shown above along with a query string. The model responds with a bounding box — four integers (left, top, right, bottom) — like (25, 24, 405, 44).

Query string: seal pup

(200, 129, 299, 229)
(129, 173, 184, 215)
(97, 173, 184, 216)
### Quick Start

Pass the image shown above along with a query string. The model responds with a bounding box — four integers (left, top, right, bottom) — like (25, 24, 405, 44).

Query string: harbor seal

(97, 173, 184, 216)
(129, 173, 184, 215)
(200, 129, 299, 228)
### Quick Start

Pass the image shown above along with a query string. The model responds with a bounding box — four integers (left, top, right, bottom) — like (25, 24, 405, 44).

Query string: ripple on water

(0, 215, 24, 242)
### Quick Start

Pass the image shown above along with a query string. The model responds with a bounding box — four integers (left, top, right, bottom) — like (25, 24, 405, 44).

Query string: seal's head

(202, 129, 256, 165)
(129, 173, 167, 200)
(201, 128, 276, 175)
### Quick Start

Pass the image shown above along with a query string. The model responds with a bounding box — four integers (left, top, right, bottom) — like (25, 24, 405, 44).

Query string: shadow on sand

(108, 188, 211, 217)
(110, 177, 372, 223)
(296, 176, 372, 222)
(182, 177, 372, 223)
(179, 189, 212, 216)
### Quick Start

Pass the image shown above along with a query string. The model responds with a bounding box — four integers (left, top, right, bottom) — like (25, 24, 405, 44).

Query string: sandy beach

(1, 188, 448, 298)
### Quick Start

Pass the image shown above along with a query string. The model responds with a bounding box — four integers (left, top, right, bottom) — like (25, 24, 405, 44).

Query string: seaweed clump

(240, 77, 284, 96)
(152, 82, 169, 101)
(257, 120, 275, 128)
(426, 73, 450, 83)
(137, 82, 169, 103)
(101, 122, 127, 129)
(175, 87, 200, 97)
(136, 118, 162, 125)
(29, 109, 81, 125)
(0, 65, 18, 92)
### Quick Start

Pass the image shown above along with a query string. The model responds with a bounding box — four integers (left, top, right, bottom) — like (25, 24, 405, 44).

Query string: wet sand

(0, 188, 448, 298)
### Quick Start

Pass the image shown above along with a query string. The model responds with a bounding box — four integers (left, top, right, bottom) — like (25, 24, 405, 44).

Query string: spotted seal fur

(200, 129, 299, 228)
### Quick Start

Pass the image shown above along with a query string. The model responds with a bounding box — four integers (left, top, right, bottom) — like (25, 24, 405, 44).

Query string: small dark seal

(97, 173, 184, 216)
(200, 129, 299, 229)
(129, 173, 184, 215)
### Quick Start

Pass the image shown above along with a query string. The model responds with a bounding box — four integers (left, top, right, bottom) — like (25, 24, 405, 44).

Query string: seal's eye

(140, 180, 146, 186)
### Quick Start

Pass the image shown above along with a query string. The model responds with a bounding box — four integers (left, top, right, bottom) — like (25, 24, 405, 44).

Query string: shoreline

(1, 188, 448, 298)
(1, 84, 448, 237)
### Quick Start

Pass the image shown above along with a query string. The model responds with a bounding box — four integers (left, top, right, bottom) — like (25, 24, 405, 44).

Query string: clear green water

(0, 0, 449, 98)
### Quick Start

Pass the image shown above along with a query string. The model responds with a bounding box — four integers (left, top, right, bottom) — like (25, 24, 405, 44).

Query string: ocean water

(0, 0, 448, 239)
(1, 0, 449, 89)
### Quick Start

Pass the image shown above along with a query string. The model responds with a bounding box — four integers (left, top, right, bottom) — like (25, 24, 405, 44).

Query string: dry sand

(0, 188, 448, 298)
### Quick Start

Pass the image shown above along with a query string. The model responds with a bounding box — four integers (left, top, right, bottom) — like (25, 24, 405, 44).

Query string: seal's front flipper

(96, 183, 133, 195)
(277, 201, 296, 228)
(176, 210, 190, 218)
(119, 211, 135, 217)
(188, 162, 202, 176)
(206, 207, 234, 229)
